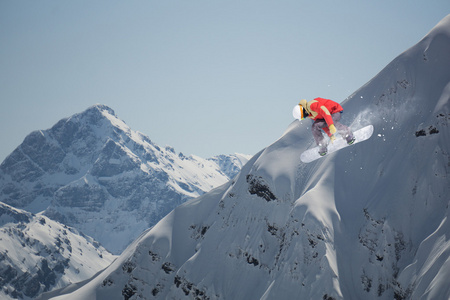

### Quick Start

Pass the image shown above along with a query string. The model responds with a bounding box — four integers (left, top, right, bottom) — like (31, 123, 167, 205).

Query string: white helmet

(292, 104, 304, 120)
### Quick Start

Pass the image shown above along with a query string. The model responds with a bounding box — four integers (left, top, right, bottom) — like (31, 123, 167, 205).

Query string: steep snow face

(0, 202, 115, 300)
(0, 104, 250, 254)
(331, 14, 450, 299)
(47, 15, 450, 300)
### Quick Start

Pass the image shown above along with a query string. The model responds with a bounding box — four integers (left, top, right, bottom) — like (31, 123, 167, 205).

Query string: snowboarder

(293, 97, 355, 156)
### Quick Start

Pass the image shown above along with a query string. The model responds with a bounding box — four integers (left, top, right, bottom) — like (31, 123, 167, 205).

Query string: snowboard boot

(318, 143, 328, 156)
(345, 134, 355, 145)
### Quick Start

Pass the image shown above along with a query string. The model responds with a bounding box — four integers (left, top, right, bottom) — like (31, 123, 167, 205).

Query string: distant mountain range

(0, 104, 250, 255)
(0, 104, 250, 300)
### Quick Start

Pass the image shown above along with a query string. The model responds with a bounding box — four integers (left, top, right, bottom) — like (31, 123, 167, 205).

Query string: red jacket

(305, 97, 343, 136)
(306, 97, 343, 123)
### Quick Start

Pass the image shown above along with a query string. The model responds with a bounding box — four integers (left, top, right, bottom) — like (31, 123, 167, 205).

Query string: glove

(330, 135, 336, 143)
(329, 124, 337, 135)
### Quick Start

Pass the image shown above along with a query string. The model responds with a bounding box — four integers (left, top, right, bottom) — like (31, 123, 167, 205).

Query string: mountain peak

(81, 104, 119, 125)
(83, 103, 116, 116)
(61, 103, 120, 130)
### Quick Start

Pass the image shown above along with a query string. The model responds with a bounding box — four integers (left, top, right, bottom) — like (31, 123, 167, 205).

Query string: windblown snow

(24, 14, 450, 300)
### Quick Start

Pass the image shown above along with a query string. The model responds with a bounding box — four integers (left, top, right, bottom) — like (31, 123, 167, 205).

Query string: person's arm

(320, 106, 337, 135)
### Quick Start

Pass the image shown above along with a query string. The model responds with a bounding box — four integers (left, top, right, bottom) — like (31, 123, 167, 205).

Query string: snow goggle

(298, 105, 309, 120)
(293, 104, 309, 120)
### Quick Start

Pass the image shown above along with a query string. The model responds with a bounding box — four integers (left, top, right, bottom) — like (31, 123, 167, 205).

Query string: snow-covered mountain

(0, 104, 250, 254)
(45, 15, 450, 300)
(0, 202, 115, 300)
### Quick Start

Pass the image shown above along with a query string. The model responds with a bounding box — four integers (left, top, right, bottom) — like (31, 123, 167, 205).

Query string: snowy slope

(46, 15, 450, 300)
(0, 105, 250, 254)
(0, 202, 116, 300)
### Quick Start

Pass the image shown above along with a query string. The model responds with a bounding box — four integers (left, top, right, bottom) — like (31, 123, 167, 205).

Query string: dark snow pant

(312, 112, 353, 146)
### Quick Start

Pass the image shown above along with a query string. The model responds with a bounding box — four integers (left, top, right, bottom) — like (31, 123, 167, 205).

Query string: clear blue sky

(1, 1, 449, 162)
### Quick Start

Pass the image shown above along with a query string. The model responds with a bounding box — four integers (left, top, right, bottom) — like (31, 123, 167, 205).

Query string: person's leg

(312, 119, 328, 155)
(331, 113, 354, 143)
(312, 119, 326, 145)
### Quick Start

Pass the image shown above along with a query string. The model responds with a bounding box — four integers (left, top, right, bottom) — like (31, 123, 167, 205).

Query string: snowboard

(300, 125, 374, 163)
